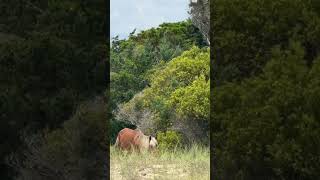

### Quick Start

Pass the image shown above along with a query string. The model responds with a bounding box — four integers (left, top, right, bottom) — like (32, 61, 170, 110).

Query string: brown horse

(114, 128, 158, 152)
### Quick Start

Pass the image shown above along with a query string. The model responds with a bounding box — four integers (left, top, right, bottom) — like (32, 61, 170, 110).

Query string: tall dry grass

(110, 144, 210, 180)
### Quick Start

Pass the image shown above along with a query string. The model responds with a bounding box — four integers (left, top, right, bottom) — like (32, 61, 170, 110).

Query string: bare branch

(23, 0, 45, 14)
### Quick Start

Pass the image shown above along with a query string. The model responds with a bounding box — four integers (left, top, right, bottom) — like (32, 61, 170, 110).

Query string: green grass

(110, 144, 210, 180)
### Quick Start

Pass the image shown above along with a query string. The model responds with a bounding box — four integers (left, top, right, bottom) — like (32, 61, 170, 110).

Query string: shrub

(157, 130, 182, 150)
(117, 47, 210, 142)
(9, 96, 108, 180)
(114, 92, 157, 135)
(212, 42, 320, 179)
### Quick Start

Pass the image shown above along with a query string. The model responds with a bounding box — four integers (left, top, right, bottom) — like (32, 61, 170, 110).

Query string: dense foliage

(110, 20, 207, 109)
(0, 1, 107, 179)
(110, 21, 208, 142)
(213, 42, 320, 179)
(10, 97, 108, 180)
(212, 0, 320, 179)
(157, 130, 182, 151)
(115, 47, 210, 143)
(213, 0, 320, 85)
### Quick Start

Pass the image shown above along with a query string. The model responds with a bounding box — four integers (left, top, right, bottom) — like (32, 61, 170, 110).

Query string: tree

(212, 0, 320, 85)
(110, 20, 207, 110)
(0, 0, 107, 178)
(116, 46, 210, 143)
(109, 21, 207, 141)
(212, 42, 320, 179)
(189, 0, 210, 45)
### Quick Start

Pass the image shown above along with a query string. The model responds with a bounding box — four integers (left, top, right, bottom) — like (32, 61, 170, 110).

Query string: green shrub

(213, 42, 320, 179)
(10, 97, 108, 179)
(157, 130, 182, 150)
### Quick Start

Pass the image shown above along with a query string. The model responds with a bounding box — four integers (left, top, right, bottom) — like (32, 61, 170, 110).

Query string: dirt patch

(111, 163, 123, 180)
(111, 163, 192, 180)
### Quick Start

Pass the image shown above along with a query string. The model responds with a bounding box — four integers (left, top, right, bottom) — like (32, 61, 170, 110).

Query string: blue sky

(111, 0, 190, 39)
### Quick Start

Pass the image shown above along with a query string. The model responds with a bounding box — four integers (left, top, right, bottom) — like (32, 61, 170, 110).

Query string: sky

(111, 0, 190, 39)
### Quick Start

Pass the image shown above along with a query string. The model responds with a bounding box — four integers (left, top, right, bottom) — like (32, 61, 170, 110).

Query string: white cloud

(111, 0, 189, 39)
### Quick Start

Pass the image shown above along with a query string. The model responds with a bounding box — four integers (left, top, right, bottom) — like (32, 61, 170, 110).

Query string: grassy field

(110, 144, 210, 180)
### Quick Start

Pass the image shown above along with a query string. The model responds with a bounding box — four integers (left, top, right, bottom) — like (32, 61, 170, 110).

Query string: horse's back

(116, 128, 141, 150)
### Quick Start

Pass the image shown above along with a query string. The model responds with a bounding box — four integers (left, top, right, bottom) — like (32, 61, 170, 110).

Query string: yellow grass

(110, 144, 210, 180)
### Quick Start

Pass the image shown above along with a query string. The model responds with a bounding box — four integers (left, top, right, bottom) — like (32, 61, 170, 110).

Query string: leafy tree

(212, 0, 320, 85)
(170, 74, 210, 120)
(110, 20, 207, 110)
(211, 1, 320, 178)
(212, 42, 320, 179)
(116, 46, 210, 143)
(110, 21, 207, 141)
(0, 0, 107, 178)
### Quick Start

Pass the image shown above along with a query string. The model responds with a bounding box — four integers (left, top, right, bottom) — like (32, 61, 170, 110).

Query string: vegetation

(9, 97, 107, 180)
(0, 1, 107, 179)
(113, 45, 210, 144)
(110, 144, 210, 180)
(157, 130, 182, 150)
(189, 0, 210, 44)
(110, 20, 207, 109)
(110, 21, 209, 144)
(213, 42, 320, 179)
(109, 14, 210, 179)
(212, 0, 320, 179)
(213, 0, 320, 85)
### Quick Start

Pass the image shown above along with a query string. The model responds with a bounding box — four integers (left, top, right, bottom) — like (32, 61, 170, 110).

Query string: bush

(114, 46, 210, 143)
(213, 0, 320, 84)
(114, 92, 157, 135)
(157, 130, 182, 150)
(212, 42, 320, 179)
(9, 96, 108, 180)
